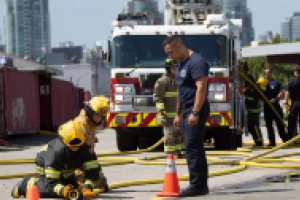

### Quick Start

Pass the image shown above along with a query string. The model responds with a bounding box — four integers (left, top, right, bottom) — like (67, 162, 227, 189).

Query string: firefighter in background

(153, 58, 183, 154)
(242, 63, 264, 146)
(11, 121, 100, 199)
(74, 96, 109, 190)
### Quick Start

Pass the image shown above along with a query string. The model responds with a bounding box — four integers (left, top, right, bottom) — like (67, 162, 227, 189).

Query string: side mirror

(101, 38, 111, 63)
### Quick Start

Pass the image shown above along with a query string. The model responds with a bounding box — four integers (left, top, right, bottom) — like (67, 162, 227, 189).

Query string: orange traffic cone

(156, 154, 180, 197)
(26, 186, 39, 200)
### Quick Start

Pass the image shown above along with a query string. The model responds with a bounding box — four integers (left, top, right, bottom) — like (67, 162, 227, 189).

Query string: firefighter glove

(82, 187, 96, 198)
(62, 184, 74, 198)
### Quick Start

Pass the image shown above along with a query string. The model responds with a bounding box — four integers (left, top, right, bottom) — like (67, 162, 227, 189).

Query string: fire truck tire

(214, 128, 237, 150)
(116, 129, 138, 152)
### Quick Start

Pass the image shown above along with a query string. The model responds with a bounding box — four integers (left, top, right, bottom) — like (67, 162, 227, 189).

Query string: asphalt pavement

(0, 127, 299, 200)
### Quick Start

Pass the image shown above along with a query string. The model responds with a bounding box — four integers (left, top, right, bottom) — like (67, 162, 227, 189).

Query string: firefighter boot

(94, 173, 109, 192)
(11, 176, 31, 198)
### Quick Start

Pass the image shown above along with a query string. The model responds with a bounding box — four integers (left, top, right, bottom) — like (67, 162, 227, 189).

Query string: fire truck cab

(102, 0, 244, 151)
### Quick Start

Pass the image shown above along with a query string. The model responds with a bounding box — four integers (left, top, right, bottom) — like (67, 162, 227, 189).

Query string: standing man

(242, 63, 264, 146)
(153, 58, 183, 154)
(264, 68, 287, 146)
(284, 65, 300, 140)
(163, 35, 210, 197)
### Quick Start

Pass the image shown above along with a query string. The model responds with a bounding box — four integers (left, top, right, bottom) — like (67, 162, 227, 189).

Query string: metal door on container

(39, 75, 52, 130)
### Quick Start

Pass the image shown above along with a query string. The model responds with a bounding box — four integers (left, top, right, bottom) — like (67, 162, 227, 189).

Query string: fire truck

(102, 0, 245, 151)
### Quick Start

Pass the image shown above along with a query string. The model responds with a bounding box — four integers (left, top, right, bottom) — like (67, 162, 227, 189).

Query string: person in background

(284, 65, 300, 141)
(74, 96, 109, 191)
(263, 68, 287, 146)
(153, 58, 183, 155)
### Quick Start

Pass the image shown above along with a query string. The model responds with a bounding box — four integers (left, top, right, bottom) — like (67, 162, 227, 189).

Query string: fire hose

(0, 71, 300, 199)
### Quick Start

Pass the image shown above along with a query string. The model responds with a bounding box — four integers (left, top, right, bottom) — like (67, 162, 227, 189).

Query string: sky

(0, 0, 299, 47)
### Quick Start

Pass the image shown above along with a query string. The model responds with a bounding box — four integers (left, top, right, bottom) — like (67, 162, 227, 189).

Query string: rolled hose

(1, 71, 300, 197)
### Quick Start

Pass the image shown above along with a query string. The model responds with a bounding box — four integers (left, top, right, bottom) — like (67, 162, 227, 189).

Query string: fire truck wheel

(116, 128, 138, 152)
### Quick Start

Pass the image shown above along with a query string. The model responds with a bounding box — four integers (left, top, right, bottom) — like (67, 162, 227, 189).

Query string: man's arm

(276, 81, 283, 100)
(193, 77, 208, 112)
(176, 89, 180, 116)
(277, 89, 283, 100)
(284, 90, 290, 103)
(190, 59, 209, 112)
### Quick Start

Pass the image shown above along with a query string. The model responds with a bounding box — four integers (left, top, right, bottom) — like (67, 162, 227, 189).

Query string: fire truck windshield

(112, 35, 228, 68)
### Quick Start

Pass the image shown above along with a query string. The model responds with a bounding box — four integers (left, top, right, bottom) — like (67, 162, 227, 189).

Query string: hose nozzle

(68, 188, 80, 200)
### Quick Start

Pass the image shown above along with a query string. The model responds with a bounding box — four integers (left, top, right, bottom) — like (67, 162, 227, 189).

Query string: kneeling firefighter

(74, 96, 109, 190)
(11, 120, 101, 199)
(242, 63, 264, 146)
(153, 58, 183, 154)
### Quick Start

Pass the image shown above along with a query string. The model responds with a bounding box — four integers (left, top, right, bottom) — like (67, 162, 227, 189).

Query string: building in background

(122, 0, 164, 25)
(281, 12, 300, 42)
(4, 0, 51, 61)
(0, 44, 5, 52)
(258, 31, 273, 43)
(50, 62, 111, 98)
(52, 45, 83, 63)
(223, 0, 254, 46)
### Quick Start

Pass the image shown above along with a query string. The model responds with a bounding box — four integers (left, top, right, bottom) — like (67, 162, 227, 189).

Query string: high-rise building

(4, 0, 51, 60)
(258, 31, 273, 42)
(281, 12, 300, 42)
(122, 0, 164, 25)
(223, 0, 254, 45)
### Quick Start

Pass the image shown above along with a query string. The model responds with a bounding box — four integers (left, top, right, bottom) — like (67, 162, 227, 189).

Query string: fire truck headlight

(115, 86, 124, 93)
(115, 95, 124, 101)
(214, 93, 225, 101)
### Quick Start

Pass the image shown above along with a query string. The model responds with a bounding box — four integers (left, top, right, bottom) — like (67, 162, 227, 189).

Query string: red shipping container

(84, 91, 91, 102)
(51, 78, 75, 129)
(39, 75, 52, 130)
(2, 68, 40, 135)
(78, 88, 85, 111)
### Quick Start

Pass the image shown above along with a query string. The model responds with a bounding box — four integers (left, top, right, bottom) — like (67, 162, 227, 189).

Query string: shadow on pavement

(0, 134, 58, 150)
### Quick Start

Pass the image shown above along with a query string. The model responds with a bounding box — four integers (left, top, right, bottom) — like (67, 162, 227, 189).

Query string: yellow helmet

(85, 96, 109, 115)
(256, 77, 267, 91)
(58, 120, 86, 147)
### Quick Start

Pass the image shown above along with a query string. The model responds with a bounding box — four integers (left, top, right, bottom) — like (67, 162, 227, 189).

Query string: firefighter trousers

(247, 112, 263, 146)
(14, 174, 81, 198)
(163, 124, 183, 153)
(264, 104, 288, 145)
(287, 101, 300, 140)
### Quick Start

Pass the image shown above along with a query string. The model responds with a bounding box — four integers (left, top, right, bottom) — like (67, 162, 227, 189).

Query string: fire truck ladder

(163, 0, 223, 25)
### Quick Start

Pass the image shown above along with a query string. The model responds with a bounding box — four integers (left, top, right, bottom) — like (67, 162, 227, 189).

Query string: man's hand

(89, 148, 94, 154)
(173, 115, 181, 130)
(270, 98, 277, 103)
(62, 185, 74, 198)
(284, 103, 290, 110)
(188, 114, 198, 126)
(82, 187, 96, 198)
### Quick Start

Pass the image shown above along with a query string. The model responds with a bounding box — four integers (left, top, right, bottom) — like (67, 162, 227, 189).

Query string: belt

(181, 104, 193, 109)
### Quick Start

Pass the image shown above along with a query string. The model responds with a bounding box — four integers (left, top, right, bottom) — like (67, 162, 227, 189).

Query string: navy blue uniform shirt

(175, 52, 210, 106)
(265, 79, 282, 100)
(286, 76, 300, 102)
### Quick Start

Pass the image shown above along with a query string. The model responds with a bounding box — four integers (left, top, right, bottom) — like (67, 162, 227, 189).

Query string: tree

(295, 38, 300, 42)
(243, 34, 297, 87)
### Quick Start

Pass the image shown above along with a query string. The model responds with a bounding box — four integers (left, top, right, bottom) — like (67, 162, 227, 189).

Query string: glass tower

(4, 0, 51, 60)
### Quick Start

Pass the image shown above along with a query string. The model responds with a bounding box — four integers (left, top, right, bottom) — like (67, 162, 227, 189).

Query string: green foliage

(243, 34, 297, 87)
(295, 38, 300, 42)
